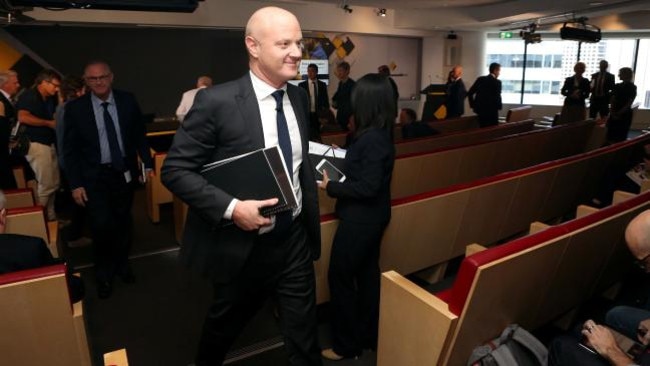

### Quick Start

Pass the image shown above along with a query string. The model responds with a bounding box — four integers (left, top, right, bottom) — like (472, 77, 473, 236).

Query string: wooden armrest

(378, 271, 457, 366)
(612, 190, 636, 205)
(529, 221, 550, 234)
(47, 220, 59, 258)
(104, 348, 129, 366)
(465, 243, 487, 256)
(576, 205, 599, 219)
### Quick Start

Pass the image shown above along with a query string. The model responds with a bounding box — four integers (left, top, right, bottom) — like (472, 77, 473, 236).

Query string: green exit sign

(500, 32, 513, 39)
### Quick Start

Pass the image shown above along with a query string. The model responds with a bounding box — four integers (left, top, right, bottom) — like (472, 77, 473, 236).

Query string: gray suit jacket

(161, 74, 321, 282)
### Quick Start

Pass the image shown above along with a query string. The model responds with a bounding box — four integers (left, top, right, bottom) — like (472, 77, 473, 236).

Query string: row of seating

(313, 132, 650, 303)
(318, 119, 602, 215)
(377, 188, 650, 366)
(0, 264, 92, 366)
(3, 188, 59, 257)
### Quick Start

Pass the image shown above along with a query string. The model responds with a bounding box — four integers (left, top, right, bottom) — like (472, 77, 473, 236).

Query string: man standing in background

(590, 60, 616, 120)
(467, 62, 502, 127)
(0, 70, 20, 189)
(63, 61, 152, 299)
(176, 75, 213, 122)
(332, 61, 355, 131)
(16, 69, 61, 221)
(299, 63, 329, 141)
(446, 65, 467, 119)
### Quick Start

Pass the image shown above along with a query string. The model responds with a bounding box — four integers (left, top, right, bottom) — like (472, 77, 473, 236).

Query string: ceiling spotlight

(377, 8, 387, 17)
(342, 4, 353, 13)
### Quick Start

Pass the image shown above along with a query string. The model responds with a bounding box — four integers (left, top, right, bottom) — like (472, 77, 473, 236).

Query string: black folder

(201, 146, 298, 217)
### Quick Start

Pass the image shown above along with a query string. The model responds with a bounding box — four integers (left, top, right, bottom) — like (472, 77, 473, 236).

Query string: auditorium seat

(376, 188, 650, 366)
(5, 206, 59, 257)
(104, 348, 129, 366)
(3, 188, 35, 209)
(314, 132, 650, 304)
(0, 264, 91, 366)
(145, 125, 178, 223)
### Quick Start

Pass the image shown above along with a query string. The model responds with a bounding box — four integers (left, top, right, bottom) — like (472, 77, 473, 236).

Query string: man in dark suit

(467, 62, 502, 127)
(299, 63, 329, 141)
(63, 61, 152, 299)
(0, 70, 20, 190)
(446, 65, 467, 118)
(332, 61, 355, 131)
(161, 7, 321, 366)
(590, 59, 616, 119)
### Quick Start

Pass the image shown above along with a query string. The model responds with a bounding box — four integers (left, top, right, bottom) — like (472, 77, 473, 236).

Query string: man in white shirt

(175, 75, 213, 122)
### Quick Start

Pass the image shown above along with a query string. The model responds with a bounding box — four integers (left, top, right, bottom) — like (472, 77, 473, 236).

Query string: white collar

(249, 71, 286, 101)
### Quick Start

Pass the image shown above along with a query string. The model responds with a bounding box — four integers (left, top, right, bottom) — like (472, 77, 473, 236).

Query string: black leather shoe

(97, 281, 112, 299)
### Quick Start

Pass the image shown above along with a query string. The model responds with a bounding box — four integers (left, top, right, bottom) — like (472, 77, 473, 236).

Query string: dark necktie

(101, 102, 125, 172)
(271, 90, 293, 233)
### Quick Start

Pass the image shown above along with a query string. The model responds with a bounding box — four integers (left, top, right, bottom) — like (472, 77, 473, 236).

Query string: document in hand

(308, 141, 346, 181)
(201, 146, 298, 217)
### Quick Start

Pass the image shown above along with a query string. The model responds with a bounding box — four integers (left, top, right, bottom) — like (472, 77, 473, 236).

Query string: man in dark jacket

(467, 62, 502, 127)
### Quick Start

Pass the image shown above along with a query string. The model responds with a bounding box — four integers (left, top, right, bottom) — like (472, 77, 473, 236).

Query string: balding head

(197, 76, 213, 88)
(244, 7, 303, 88)
(626, 210, 650, 263)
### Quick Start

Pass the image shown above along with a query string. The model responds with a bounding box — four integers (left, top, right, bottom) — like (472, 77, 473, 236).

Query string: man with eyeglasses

(16, 69, 61, 222)
(62, 61, 153, 299)
(162, 6, 321, 366)
(549, 210, 650, 366)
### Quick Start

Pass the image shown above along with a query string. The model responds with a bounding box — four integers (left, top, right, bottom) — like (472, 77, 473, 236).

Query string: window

(485, 38, 639, 106)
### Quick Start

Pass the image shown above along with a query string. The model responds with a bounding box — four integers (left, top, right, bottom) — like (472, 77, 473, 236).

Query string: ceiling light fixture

(377, 8, 386, 17)
(340, 1, 353, 13)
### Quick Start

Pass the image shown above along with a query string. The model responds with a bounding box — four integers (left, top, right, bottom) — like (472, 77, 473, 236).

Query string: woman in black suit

(607, 67, 637, 143)
(559, 62, 591, 124)
(318, 73, 396, 360)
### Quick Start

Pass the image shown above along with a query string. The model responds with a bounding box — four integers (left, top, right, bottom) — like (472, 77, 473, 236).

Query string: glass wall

(485, 37, 642, 107)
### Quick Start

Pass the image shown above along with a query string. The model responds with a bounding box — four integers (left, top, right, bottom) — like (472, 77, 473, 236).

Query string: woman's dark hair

(351, 73, 396, 138)
(61, 75, 85, 102)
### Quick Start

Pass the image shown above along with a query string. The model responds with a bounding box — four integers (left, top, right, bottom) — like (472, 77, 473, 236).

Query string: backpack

(468, 324, 548, 366)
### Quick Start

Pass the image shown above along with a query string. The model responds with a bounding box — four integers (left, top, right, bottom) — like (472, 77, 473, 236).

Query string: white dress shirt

(176, 86, 207, 122)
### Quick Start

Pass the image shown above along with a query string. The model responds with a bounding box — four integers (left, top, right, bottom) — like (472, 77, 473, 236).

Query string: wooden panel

(377, 271, 457, 366)
(5, 210, 49, 246)
(443, 238, 568, 366)
(380, 191, 470, 275)
(318, 189, 336, 215)
(453, 179, 519, 255)
(145, 151, 173, 223)
(4, 190, 35, 209)
(455, 145, 497, 185)
(539, 159, 591, 220)
(411, 149, 463, 194)
(173, 196, 188, 245)
(73, 301, 92, 366)
(104, 349, 129, 366)
(314, 220, 339, 304)
(0, 274, 85, 366)
(389, 156, 422, 200)
(498, 170, 556, 238)
(576, 205, 599, 218)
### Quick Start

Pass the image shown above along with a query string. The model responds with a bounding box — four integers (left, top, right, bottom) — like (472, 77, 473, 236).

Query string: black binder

(201, 146, 298, 216)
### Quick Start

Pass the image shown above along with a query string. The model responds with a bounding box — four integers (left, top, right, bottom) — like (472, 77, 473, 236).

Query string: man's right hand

(72, 187, 88, 207)
(232, 198, 278, 231)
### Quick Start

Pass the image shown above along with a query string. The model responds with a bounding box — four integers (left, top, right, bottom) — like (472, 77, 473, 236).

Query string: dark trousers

(590, 96, 610, 119)
(477, 110, 499, 128)
(0, 155, 16, 189)
(196, 220, 321, 366)
(85, 166, 134, 283)
(328, 220, 385, 356)
(606, 113, 633, 143)
(308, 112, 321, 142)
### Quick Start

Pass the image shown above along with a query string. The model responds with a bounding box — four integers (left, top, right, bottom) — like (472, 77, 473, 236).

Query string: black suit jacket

(561, 76, 591, 106)
(446, 78, 467, 118)
(0, 234, 54, 274)
(161, 74, 321, 282)
(332, 78, 356, 127)
(298, 79, 329, 113)
(326, 127, 395, 224)
(467, 75, 502, 115)
(62, 90, 153, 190)
(590, 71, 616, 99)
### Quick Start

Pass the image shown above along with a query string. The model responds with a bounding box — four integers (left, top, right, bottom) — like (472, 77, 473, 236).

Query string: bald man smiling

(162, 7, 321, 366)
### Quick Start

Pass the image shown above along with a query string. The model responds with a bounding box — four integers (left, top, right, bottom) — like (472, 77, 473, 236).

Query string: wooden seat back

(505, 105, 532, 122)
(0, 264, 91, 366)
(314, 133, 650, 304)
(5, 206, 58, 257)
(378, 189, 650, 366)
(3, 188, 35, 209)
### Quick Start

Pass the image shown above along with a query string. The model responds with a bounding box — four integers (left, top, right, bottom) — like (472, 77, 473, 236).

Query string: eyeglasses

(85, 74, 111, 83)
(45, 80, 61, 88)
(635, 253, 650, 271)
